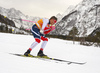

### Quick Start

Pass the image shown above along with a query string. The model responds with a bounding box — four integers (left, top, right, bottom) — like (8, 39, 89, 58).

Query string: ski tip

(67, 62, 87, 65)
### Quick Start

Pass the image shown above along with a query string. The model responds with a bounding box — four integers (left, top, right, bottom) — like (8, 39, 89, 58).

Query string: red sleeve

(43, 26, 55, 34)
(44, 30, 51, 34)
(44, 27, 51, 34)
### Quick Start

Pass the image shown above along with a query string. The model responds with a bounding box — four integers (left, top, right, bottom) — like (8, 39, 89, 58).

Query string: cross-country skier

(24, 16, 57, 57)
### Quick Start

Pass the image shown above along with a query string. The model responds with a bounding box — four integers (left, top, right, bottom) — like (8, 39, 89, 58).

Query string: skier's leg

(24, 38, 41, 56)
(24, 24, 41, 56)
(37, 36, 48, 56)
(29, 38, 41, 51)
(40, 36, 48, 51)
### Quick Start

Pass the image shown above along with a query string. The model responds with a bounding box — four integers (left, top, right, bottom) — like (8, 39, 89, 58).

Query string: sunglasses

(54, 20, 57, 23)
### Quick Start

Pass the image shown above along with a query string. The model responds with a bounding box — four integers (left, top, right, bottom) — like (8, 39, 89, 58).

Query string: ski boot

(24, 49, 33, 57)
(37, 50, 49, 59)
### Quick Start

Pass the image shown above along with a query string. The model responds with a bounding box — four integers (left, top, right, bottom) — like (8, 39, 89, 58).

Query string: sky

(0, 0, 83, 18)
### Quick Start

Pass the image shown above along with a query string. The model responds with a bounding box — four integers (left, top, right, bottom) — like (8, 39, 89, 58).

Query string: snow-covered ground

(0, 32, 100, 73)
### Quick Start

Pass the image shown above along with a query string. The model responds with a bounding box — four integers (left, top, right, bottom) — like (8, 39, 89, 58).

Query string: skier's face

(50, 19, 57, 25)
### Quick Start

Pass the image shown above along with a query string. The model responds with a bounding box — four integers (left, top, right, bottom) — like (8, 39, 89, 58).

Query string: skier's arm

(40, 18, 49, 34)
(44, 25, 55, 34)
(42, 18, 49, 30)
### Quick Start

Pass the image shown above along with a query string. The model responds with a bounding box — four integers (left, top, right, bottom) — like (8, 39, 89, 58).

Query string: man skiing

(24, 16, 57, 57)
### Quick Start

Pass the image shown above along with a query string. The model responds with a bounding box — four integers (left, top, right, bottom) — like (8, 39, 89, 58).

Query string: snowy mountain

(0, 13, 15, 27)
(53, 0, 100, 37)
(0, 6, 41, 29)
(1, 0, 100, 37)
(56, 13, 62, 21)
(62, 5, 75, 17)
(0, 32, 100, 73)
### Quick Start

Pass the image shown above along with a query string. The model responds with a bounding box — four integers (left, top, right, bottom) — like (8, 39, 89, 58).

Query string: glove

(40, 29, 44, 34)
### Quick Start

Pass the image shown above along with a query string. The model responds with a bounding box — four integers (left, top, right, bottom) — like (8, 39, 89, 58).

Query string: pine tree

(69, 27, 78, 37)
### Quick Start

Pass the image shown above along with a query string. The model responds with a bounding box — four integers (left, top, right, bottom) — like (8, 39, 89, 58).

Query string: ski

(10, 53, 86, 65)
